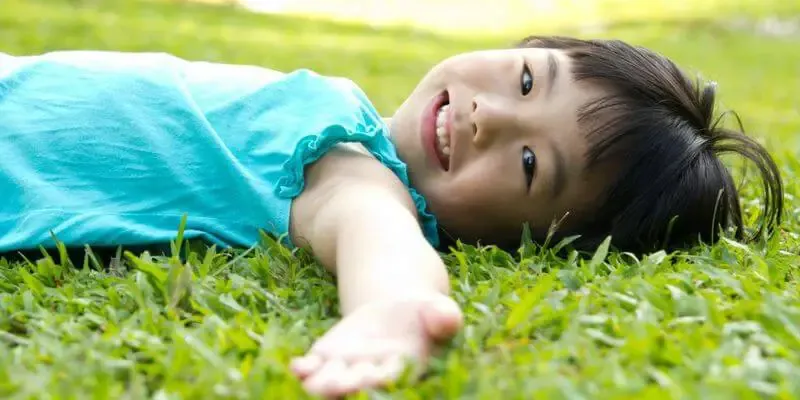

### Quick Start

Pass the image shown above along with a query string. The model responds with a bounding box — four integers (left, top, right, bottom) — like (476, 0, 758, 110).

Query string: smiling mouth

(434, 103, 451, 168)
(428, 91, 451, 171)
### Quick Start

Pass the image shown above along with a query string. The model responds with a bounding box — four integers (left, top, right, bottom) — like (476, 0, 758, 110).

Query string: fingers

(302, 358, 348, 395)
(305, 335, 416, 368)
(290, 354, 323, 379)
(421, 296, 464, 341)
(295, 355, 409, 398)
(375, 354, 406, 384)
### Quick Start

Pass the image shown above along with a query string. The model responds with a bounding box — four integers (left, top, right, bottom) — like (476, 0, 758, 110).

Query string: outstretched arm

(288, 146, 463, 396)
(300, 177, 449, 311)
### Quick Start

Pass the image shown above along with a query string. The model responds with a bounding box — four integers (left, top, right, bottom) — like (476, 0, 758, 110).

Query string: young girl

(0, 36, 783, 396)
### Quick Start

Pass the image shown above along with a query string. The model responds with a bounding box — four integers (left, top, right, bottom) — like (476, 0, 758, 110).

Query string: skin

(288, 47, 612, 397)
(391, 47, 612, 244)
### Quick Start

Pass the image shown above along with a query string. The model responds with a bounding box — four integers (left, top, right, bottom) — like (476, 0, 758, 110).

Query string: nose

(470, 94, 517, 148)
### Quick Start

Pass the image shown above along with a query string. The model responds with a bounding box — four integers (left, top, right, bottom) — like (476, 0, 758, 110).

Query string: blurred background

(2, 0, 799, 151)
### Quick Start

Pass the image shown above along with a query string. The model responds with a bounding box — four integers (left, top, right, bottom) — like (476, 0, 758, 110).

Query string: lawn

(1, 0, 800, 398)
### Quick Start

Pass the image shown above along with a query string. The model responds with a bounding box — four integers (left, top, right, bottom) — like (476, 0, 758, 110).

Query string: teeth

(436, 104, 449, 127)
(434, 104, 451, 162)
(436, 126, 449, 144)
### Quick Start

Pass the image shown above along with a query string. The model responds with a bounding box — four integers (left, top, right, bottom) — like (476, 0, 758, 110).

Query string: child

(0, 36, 783, 396)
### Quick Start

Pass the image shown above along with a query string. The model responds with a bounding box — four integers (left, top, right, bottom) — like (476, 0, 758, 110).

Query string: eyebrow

(550, 140, 567, 199)
(546, 51, 559, 95)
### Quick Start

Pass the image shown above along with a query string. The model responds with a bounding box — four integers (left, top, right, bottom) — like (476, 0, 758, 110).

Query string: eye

(521, 63, 533, 95)
(522, 146, 536, 188)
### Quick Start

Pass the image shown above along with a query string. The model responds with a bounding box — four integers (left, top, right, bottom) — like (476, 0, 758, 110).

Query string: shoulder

(274, 69, 382, 121)
(1, 51, 187, 80)
(1, 50, 290, 96)
(299, 143, 417, 212)
(289, 142, 419, 252)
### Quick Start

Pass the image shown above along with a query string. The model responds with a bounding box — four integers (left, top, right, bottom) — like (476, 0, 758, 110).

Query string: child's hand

(290, 294, 462, 397)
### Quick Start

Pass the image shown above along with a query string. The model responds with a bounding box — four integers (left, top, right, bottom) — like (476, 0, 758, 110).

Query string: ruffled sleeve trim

(273, 122, 440, 248)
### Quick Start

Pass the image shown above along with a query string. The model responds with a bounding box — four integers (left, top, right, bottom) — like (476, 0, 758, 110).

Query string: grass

(1, 0, 800, 398)
(187, 0, 800, 35)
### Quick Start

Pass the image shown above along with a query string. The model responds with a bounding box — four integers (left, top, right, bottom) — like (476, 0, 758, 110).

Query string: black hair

(511, 35, 783, 254)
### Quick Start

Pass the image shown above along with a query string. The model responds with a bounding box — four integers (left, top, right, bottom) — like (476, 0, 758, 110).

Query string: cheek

(429, 188, 520, 244)
(421, 183, 485, 232)
(425, 161, 520, 229)
(427, 55, 489, 88)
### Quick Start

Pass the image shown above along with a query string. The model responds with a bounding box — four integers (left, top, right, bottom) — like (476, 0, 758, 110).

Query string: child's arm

(293, 149, 449, 312)
(288, 145, 463, 396)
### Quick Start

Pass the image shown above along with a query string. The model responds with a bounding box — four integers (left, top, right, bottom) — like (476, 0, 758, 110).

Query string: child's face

(389, 47, 614, 244)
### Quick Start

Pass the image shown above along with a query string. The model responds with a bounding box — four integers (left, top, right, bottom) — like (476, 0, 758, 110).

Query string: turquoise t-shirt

(0, 51, 439, 252)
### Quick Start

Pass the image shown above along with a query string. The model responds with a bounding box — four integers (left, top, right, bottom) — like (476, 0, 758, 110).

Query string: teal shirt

(0, 51, 439, 252)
